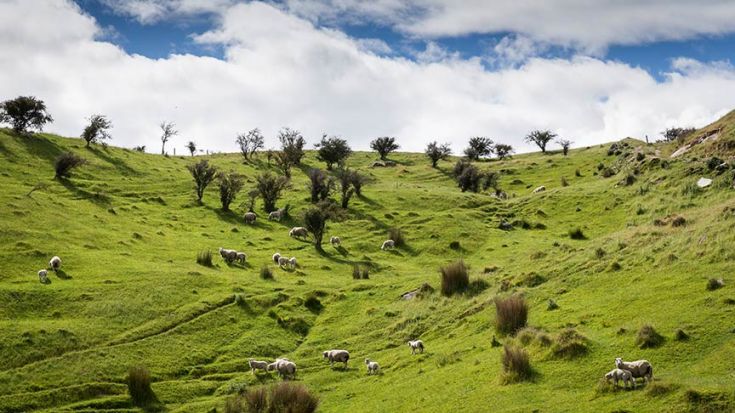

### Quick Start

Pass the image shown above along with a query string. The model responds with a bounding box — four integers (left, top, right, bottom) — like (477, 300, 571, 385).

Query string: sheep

(219, 247, 238, 263)
(278, 256, 290, 268)
(288, 257, 297, 269)
(248, 359, 269, 374)
(330, 236, 341, 247)
(38, 269, 49, 284)
(267, 358, 296, 379)
(49, 256, 61, 272)
(615, 357, 653, 384)
(272, 252, 281, 264)
(268, 210, 283, 221)
(532, 185, 546, 194)
(323, 349, 350, 368)
(381, 240, 395, 250)
(243, 212, 257, 224)
(289, 227, 309, 239)
(604, 368, 636, 389)
(235, 252, 247, 265)
(365, 358, 379, 375)
(407, 340, 424, 354)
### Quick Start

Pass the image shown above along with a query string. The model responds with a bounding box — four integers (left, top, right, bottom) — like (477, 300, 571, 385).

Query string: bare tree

(274, 151, 292, 178)
(160, 121, 178, 155)
(278, 127, 306, 165)
(425, 141, 452, 167)
(81, 114, 112, 147)
(557, 139, 573, 156)
(236, 128, 265, 161)
(524, 130, 556, 153)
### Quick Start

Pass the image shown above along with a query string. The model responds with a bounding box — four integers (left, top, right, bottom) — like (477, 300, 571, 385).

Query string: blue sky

(3, 0, 735, 153)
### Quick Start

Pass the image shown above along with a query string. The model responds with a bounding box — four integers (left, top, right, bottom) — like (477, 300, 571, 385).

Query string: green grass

(1, 125, 735, 412)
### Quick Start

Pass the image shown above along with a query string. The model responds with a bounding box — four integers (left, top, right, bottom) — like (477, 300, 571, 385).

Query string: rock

(697, 177, 713, 188)
(532, 185, 546, 194)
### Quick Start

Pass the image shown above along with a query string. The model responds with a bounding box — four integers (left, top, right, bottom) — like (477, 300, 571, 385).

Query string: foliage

(307, 168, 334, 203)
(495, 295, 528, 335)
(218, 172, 245, 211)
(278, 127, 306, 166)
(303, 202, 336, 249)
(336, 168, 364, 208)
(568, 228, 586, 240)
(127, 366, 156, 407)
(660, 127, 696, 142)
(501, 345, 533, 384)
(494, 143, 514, 160)
(159, 121, 178, 155)
(186, 141, 197, 156)
(255, 172, 289, 212)
(196, 250, 213, 267)
(388, 227, 404, 246)
(0, 96, 53, 134)
(274, 151, 292, 178)
(236, 128, 265, 161)
(525, 130, 556, 153)
(464, 136, 494, 161)
(260, 266, 274, 280)
(315, 135, 352, 170)
(454, 161, 498, 192)
(187, 160, 218, 203)
(557, 139, 573, 156)
(80, 114, 112, 147)
(440, 260, 469, 296)
(370, 136, 399, 160)
(425, 141, 452, 167)
(550, 328, 588, 359)
(54, 152, 87, 179)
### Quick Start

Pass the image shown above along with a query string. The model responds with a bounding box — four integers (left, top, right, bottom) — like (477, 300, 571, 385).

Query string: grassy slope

(0, 126, 734, 412)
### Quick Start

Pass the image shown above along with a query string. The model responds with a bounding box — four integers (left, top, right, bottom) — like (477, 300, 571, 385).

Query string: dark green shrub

(569, 228, 586, 240)
(494, 295, 528, 335)
(197, 250, 213, 267)
(388, 227, 405, 247)
(304, 295, 323, 313)
(260, 266, 274, 280)
(449, 241, 461, 250)
(54, 152, 86, 179)
(187, 160, 217, 203)
(440, 260, 469, 296)
(126, 366, 156, 407)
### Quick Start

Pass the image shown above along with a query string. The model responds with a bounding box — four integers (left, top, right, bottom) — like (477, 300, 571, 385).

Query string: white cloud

(1, 0, 735, 156)
(98, 0, 238, 24)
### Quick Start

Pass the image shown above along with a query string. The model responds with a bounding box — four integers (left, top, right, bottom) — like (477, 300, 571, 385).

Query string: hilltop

(0, 117, 734, 412)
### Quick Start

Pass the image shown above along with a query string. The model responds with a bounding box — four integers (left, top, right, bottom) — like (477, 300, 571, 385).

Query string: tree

(315, 135, 352, 170)
(425, 141, 452, 167)
(186, 141, 197, 156)
(160, 122, 178, 155)
(660, 127, 695, 142)
(54, 152, 86, 179)
(464, 136, 494, 160)
(278, 127, 306, 165)
(245, 189, 259, 212)
(80, 114, 112, 147)
(370, 137, 399, 160)
(336, 169, 357, 208)
(255, 172, 289, 212)
(308, 168, 334, 203)
(274, 151, 292, 178)
(217, 172, 244, 211)
(557, 139, 573, 156)
(0, 96, 53, 134)
(494, 143, 514, 160)
(303, 202, 337, 249)
(236, 128, 265, 161)
(187, 160, 217, 203)
(350, 170, 368, 196)
(524, 130, 556, 153)
(454, 160, 498, 193)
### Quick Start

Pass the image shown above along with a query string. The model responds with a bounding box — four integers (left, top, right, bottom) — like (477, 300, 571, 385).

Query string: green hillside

(0, 123, 734, 412)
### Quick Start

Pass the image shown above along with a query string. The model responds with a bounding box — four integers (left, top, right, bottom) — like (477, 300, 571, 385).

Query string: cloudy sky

(2, 0, 735, 154)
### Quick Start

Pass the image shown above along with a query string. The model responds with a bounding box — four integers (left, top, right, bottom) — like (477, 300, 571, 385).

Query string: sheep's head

(615, 358, 623, 368)
(604, 371, 613, 380)
(365, 358, 371, 364)
(323, 351, 329, 358)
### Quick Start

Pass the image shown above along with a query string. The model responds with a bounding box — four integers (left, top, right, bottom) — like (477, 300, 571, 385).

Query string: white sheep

(267, 358, 296, 379)
(243, 212, 257, 224)
(278, 256, 290, 268)
(381, 240, 395, 250)
(219, 247, 238, 263)
(615, 358, 653, 384)
(532, 185, 546, 194)
(49, 256, 62, 272)
(288, 257, 297, 269)
(605, 368, 636, 389)
(365, 358, 379, 375)
(235, 252, 247, 265)
(407, 340, 424, 354)
(272, 252, 281, 264)
(330, 236, 341, 247)
(323, 349, 350, 368)
(289, 227, 309, 239)
(38, 269, 49, 284)
(248, 359, 269, 374)
(268, 210, 282, 221)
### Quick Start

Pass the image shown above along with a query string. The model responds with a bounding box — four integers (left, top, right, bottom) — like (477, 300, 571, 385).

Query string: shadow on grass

(316, 248, 372, 267)
(355, 194, 381, 207)
(87, 146, 139, 176)
(13, 132, 66, 164)
(57, 178, 111, 207)
(54, 269, 72, 280)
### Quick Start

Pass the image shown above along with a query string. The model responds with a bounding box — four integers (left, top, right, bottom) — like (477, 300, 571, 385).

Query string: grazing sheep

(278, 256, 290, 268)
(365, 358, 379, 375)
(532, 186, 546, 194)
(330, 236, 341, 247)
(615, 357, 653, 384)
(267, 358, 296, 379)
(243, 212, 257, 224)
(289, 227, 309, 239)
(288, 257, 297, 269)
(38, 269, 49, 284)
(323, 349, 350, 368)
(248, 359, 269, 374)
(235, 252, 247, 265)
(49, 256, 61, 272)
(268, 210, 283, 221)
(381, 240, 395, 250)
(272, 252, 282, 264)
(407, 340, 424, 354)
(219, 247, 238, 263)
(605, 368, 636, 389)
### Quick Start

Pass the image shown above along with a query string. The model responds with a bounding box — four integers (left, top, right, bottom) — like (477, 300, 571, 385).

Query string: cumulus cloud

(1, 0, 735, 156)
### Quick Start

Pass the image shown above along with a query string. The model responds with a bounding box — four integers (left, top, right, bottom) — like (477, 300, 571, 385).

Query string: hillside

(0, 124, 734, 413)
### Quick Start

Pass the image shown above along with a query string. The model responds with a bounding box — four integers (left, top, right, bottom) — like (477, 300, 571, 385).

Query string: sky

(2, 0, 735, 154)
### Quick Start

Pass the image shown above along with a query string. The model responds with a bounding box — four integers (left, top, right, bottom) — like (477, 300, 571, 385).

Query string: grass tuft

(388, 227, 405, 247)
(196, 250, 213, 267)
(440, 259, 469, 296)
(260, 266, 274, 280)
(494, 295, 528, 336)
(568, 227, 587, 240)
(636, 324, 665, 348)
(126, 366, 156, 407)
(500, 344, 533, 384)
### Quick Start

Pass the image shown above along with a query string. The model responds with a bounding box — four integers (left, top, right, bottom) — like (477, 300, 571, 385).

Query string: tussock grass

(501, 344, 533, 384)
(636, 325, 665, 349)
(126, 366, 156, 407)
(196, 249, 213, 267)
(440, 260, 469, 296)
(494, 295, 528, 336)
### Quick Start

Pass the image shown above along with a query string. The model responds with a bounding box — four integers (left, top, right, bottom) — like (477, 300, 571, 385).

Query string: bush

(304, 295, 323, 313)
(260, 266, 274, 280)
(126, 366, 156, 407)
(304, 203, 336, 249)
(550, 328, 588, 359)
(561, 176, 569, 187)
(278, 128, 306, 166)
(464, 136, 494, 160)
(671, 216, 687, 227)
(449, 240, 461, 250)
(197, 250, 213, 267)
(0, 96, 53, 134)
(636, 324, 665, 348)
(707, 278, 724, 291)
(440, 260, 469, 296)
(388, 227, 405, 247)
(370, 136, 399, 160)
(255, 172, 290, 213)
(81, 114, 112, 147)
(54, 152, 86, 179)
(308, 168, 334, 203)
(501, 344, 533, 383)
(568, 228, 586, 240)
(547, 299, 559, 311)
(226, 383, 318, 413)
(425, 141, 452, 167)
(315, 135, 352, 170)
(218, 172, 244, 211)
(187, 160, 218, 203)
(494, 295, 528, 335)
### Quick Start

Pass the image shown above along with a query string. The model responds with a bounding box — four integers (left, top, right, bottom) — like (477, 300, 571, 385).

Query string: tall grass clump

(126, 366, 156, 407)
(54, 152, 86, 179)
(550, 328, 589, 359)
(636, 324, 665, 348)
(568, 227, 587, 240)
(494, 295, 528, 335)
(260, 266, 274, 280)
(440, 260, 469, 296)
(388, 227, 405, 247)
(501, 344, 533, 384)
(226, 383, 319, 413)
(197, 250, 213, 267)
